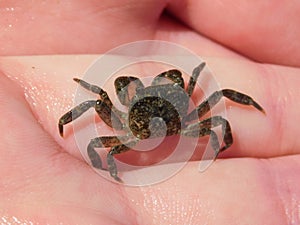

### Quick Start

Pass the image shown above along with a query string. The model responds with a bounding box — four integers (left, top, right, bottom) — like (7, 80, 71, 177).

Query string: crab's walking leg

(107, 141, 137, 182)
(88, 136, 138, 182)
(74, 78, 128, 116)
(73, 78, 113, 107)
(59, 100, 95, 136)
(222, 89, 265, 113)
(151, 69, 184, 88)
(87, 136, 129, 170)
(185, 89, 265, 122)
(58, 99, 123, 137)
(186, 62, 206, 97)
(182, 116, 233, 157)
(114, 76, 144, 107)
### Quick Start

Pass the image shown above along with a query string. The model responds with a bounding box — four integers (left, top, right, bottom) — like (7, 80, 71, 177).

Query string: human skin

(0, 1, 300, 224)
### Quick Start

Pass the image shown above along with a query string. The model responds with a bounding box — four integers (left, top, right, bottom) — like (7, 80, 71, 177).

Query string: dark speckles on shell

(58, 62, 265, 182)
(128, 84, 189, 139)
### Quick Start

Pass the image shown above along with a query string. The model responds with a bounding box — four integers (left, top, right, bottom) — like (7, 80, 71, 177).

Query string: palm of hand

(0, 1, 300, 224)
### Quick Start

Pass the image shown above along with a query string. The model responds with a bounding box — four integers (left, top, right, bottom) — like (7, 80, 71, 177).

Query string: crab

(58, 62, 265, 182)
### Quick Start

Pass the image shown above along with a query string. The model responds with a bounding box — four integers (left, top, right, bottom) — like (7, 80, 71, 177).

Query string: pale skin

(0, 1, 300, 224)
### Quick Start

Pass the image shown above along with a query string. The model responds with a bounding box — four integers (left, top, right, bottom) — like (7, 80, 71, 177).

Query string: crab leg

(87, 136, 128, 169)
(182, 116, 233, 157)
(186, 62, 206, 97)
(151, 69, 184, 88)
(114, 76, 144, 107)
(184, 89, 265, 123)
(87, 136, 138, 182)
(73, 78, 114, 108)
(107, 140, 138, 182)
(58, 99, 123, 137)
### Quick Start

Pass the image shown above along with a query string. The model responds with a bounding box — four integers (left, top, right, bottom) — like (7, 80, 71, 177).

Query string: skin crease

(0, 0, 300, 224)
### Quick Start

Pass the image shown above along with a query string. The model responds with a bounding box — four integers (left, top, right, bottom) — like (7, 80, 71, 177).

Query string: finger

(167, 1, 300, 67)
(0, 68, 137, 224)
(0, 0, 167, 55)
(125, 154, 300, 224)
(1, 0, 253, 62)
(1, 55, 299, 161)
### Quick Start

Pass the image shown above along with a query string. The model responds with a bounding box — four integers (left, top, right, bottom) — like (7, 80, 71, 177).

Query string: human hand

(0, 1, 300, 224)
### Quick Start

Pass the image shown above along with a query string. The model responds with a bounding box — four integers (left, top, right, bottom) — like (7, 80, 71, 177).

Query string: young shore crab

(58, 62, 265, 182)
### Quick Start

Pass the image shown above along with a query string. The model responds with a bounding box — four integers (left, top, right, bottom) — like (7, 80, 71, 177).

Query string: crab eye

(101, 92, 108, 99)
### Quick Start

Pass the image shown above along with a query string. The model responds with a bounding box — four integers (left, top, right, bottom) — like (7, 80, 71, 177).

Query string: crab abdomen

(128, 84, 189, 139)
(128, 96, 181, 139)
